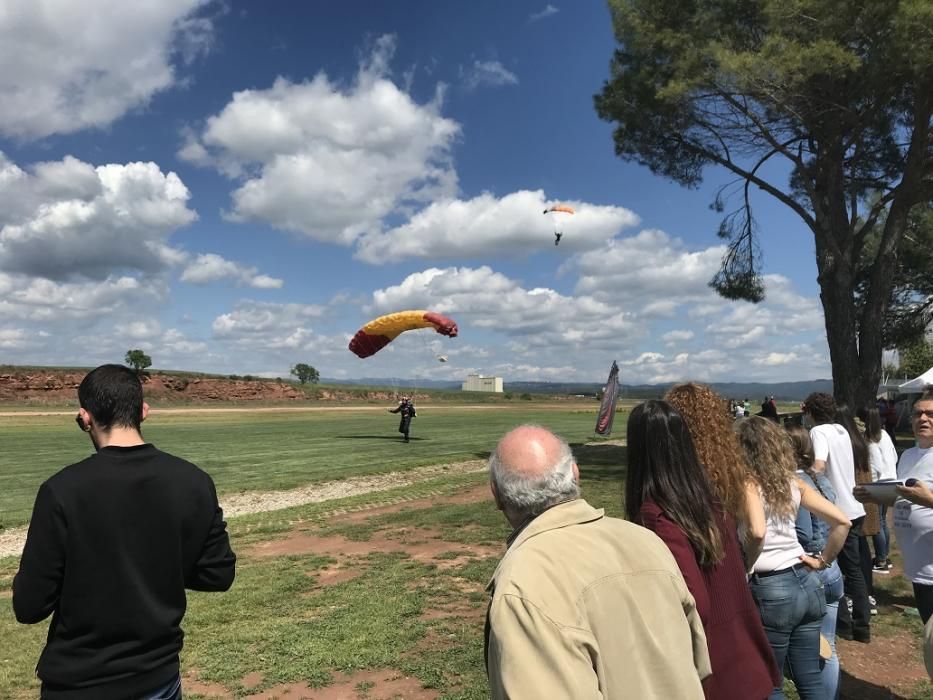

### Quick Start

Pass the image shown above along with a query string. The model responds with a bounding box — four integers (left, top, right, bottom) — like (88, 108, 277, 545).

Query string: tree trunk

(814, 221, 862, 408)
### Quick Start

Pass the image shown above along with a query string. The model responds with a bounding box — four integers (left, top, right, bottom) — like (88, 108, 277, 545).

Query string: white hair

(488, 428, 579, 517)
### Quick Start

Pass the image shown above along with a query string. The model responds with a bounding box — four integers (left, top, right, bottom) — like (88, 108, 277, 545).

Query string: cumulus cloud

(181, 253, 283, 289)
(662, 330, 695, 344)
(528, 4, 559, 21)
(356, 190, 639, 263)
(0, 0, 215, 140)
(0, 153, 196, 280)
(570, 228, 725, 303)
(462, 60, 519, 90)
(212, 300, 326, 341)
(370, 265, 639, 351)
(180, 34, 460, 245)
(0, 273, 163, 322)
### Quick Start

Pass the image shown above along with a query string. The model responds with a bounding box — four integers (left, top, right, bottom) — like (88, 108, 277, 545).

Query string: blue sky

(0, 0, 832, 384)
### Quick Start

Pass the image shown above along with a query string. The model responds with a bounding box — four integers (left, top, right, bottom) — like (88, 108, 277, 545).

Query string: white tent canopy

(899, 366, 933, 393)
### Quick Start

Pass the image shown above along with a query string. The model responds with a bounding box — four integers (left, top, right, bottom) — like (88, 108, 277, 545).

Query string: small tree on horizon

(124, 349, 152, 375)
(290, 363, 320, 385)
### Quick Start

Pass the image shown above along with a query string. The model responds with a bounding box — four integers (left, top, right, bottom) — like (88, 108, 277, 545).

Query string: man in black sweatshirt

(13, 364, 236, 700)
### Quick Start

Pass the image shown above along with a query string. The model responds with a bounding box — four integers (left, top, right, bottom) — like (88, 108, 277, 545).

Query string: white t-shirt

(868, 430, 898, 482)
(893, 447, 933, 584)
(810, 423, 865, 520)
(753, 480, 806, 573)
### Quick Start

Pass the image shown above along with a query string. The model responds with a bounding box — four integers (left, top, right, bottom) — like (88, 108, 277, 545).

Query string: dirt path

(0, 460, 487, 559)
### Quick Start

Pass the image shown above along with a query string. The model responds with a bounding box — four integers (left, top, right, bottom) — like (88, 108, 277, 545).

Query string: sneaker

(873, 562, 891, 574)
(887, 560, 894, 570)
(869, 595, 878, 615)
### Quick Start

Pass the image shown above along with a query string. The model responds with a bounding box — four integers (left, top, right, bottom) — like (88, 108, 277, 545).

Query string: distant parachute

(349, 310, 458, 359)
(543, 204, 575, 245)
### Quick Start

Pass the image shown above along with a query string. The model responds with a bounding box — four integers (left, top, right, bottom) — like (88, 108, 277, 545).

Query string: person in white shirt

(859, 390, 933, 623)
(858, 406, 899, 573)
(803, 392, 872, 643)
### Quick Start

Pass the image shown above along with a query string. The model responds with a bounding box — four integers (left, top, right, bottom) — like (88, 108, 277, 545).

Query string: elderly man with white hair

(484, 425, 711, 699)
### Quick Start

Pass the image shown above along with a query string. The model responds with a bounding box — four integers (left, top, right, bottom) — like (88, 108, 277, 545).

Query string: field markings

(0, 460, 487, 559)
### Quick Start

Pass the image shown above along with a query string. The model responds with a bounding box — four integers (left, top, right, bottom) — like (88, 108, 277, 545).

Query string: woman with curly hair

(666, 383, 767, 566)
(737, 417, 851, 700)
(626, 401, 778, 700)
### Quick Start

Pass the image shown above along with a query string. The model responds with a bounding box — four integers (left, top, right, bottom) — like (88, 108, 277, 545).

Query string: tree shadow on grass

(840, 670, 916, 699)
(570, 443, 627, 482)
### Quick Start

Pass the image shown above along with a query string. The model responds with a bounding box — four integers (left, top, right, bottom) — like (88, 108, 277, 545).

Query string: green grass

(0, 407, 612, 530)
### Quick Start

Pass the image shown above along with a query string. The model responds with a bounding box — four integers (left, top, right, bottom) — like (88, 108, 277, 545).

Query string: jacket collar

(487, 499, 604, 591)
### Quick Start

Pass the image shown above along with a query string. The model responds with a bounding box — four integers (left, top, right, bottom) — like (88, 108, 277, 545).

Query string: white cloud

(662, 330, 695, 344)
(571, 228, 725, 302)
(355, 190, 639, 263)
(370, 265, 639, 351)
(212, 300, 326, 341)
(0, 0, 215, 140)
(462, 60, 519, 90)
(181, 253, 283, 289)
(0, 153, 196, 280)
(181, 34, 460, 245)
(0, 273, 162, 322)
(528, 4, 559, 21)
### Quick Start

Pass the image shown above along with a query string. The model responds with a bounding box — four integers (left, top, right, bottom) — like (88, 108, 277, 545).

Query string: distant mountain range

(324, 377, 834, 402)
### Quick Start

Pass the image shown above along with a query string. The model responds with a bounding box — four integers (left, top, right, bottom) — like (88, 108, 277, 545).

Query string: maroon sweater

(639, 499, 779, 700)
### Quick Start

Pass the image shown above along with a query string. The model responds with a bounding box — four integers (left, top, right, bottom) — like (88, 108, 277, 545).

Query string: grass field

(1, 406, 930, 699)
(0, 406, 606, 530)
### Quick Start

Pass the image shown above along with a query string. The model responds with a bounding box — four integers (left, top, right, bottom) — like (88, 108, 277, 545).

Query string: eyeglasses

(914, 409, 933, 420)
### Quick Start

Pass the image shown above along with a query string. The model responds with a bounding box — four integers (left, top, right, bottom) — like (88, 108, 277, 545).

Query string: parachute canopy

(543, 205, 575, 215)
(349, 310, 458, 359)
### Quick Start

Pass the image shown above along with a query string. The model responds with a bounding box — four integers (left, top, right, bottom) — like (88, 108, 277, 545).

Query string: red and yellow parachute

(349, 310, 458, 359)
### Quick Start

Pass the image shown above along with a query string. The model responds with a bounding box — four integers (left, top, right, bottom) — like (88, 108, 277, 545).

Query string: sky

(0, 0, 835, 386)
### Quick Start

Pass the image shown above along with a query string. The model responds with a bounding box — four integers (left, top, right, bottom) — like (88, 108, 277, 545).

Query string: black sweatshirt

(13, 444, 236, 699)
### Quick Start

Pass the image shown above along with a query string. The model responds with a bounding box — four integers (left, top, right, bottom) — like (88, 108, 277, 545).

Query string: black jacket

(13, 444, 236, 699)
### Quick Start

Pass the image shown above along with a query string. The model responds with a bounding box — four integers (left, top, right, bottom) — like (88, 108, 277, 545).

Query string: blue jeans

(140, 674, 182, 700)
(819, 562, 844, 700)
(750, 565, 827, 700)
(872, 505, 889, 563)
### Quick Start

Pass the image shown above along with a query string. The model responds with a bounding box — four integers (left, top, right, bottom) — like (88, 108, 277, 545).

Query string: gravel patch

(0, 460, 487, 559)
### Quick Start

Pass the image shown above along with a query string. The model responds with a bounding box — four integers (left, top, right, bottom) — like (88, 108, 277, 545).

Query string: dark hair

(835, 403, 870, 475)
(803, 392, 835, 425)
(858, 406, 883, 443)
(920, 388, 933, 402)
(625, 400, 724, 567)
(78, 364, 145, 431)
(785, 424, 814, 472)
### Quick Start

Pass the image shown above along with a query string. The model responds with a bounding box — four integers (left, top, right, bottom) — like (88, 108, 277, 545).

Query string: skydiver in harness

(554, 232, 562, 246)
(388, 396, 417, 443)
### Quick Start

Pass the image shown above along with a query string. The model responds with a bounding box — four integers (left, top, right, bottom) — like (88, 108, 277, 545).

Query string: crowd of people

(10, 364, 933, 699)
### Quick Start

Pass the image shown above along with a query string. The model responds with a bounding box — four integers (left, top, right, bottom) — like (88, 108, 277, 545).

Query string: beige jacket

(485, 499, 711, 700)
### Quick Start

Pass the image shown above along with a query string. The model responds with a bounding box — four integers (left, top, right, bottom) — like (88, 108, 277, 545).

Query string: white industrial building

(462, 374, 503, 393)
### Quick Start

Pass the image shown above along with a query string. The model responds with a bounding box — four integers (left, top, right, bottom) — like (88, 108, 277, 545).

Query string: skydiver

(554, 232, 562, 246)
(388, 395, 417, 442)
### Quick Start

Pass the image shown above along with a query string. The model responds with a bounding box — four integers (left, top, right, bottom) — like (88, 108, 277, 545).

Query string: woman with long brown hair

(666, 383, 767, 566)
(626, 401, 778, 700)
(737, 417, 851, 700)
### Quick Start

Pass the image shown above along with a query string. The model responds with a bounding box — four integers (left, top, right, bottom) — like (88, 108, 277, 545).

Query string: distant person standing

(761, 396, 779, 422)
(389, 395, 416, 442)
(858, 406, 898, 573)
(802, 392, 871, 643)
(13, 364, 236, 700)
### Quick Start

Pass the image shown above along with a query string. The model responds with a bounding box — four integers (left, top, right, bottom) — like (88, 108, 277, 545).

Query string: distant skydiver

(554, 232, 562, 246)
(543, 204, 574, 247)
(389, 396, 417, 442)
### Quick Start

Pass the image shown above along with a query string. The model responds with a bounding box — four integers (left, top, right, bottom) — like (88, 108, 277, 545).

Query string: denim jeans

(140, 674, 182, 700)
(872, 505, 889, 563)
(750, 565, 827, 700)
(819, 562, 844, 700)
